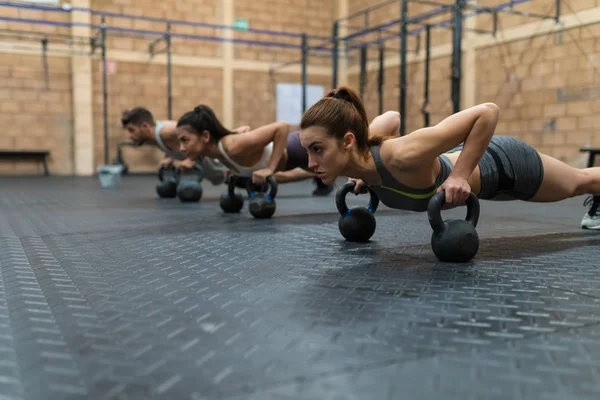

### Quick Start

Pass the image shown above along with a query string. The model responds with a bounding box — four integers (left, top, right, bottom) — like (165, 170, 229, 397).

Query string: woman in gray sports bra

(298, 86, 600, 213)
(174, 105, 333, 194)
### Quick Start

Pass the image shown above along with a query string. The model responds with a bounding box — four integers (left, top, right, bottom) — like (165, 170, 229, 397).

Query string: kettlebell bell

(175, 164, 204, 203)
(427, 190, 480, 263)
(220, 174, 244, 213)
(156, 165, 178, 198)
(247, 176, 278, 219)
(335, 181, 380, 242)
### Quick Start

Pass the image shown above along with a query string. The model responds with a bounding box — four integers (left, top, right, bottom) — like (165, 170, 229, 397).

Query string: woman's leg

(529, 153, 600, 229)
(273, 168, 316, 183)
(529, 153, 600, 202)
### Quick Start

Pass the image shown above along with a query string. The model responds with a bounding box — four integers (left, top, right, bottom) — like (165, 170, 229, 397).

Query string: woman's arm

(369, 111, 400, 138)
(227, 121, 291, 182)
(393, 103, 500, 178)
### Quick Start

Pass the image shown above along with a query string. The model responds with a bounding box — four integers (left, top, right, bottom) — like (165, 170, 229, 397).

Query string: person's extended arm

(396, 102, 500, 204)
(369, 111, 400, 138)
(228, 121, 291, 184)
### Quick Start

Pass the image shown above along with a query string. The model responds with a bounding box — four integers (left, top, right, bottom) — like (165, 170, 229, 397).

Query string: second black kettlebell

(427, 190, 481, 263)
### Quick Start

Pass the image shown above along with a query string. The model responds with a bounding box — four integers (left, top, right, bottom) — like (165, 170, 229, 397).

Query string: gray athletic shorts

(448, 136, 544, 200)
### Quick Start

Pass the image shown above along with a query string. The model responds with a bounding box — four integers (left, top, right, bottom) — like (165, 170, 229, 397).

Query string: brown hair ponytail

(301, 86, 371, 151)
(176, 105, 234, 142)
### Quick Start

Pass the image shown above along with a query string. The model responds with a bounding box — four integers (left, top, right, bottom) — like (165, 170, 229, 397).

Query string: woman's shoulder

(378, 135, 424, 170)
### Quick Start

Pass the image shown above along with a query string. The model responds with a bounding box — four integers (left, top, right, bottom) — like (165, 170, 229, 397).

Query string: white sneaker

(581, 196, 600, 229)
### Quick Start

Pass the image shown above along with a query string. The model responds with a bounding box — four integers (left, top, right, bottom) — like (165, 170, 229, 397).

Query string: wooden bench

(0, 150, 50, 176)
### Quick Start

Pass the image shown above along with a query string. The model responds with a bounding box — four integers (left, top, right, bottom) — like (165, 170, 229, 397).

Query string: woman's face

(300, 126, 352, 185)
(176, 126, 209, 160)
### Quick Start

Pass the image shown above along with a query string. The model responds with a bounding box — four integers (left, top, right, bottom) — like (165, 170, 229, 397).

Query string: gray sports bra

(154, 121, 186, 161)
(367, 144, 454, 212)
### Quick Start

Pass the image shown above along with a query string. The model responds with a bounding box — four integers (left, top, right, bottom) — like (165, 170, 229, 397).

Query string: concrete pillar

(222, 0, 234, 127)
(338, 0, 349, 86)
(70, 0, 94, 175)
(462, 2, 477, 108)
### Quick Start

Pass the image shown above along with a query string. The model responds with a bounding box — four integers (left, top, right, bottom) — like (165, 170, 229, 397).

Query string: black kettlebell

(175, 164, 204, 203)
(247, 176, 278, 219)
(427, 190, 480, 263)
(220, 174, 244, 213)
(156, 165, 178, 198)
(336, 181, 380, 242)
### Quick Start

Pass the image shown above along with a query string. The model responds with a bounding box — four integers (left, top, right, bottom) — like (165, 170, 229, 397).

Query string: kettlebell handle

(175, 163, 205, 182)
(335, 181, 380, 217)
(427, 190, 480, 233)
(158, 164, 176, 182)
(226, 174, 239, 195)
(246, 175, 278, 199)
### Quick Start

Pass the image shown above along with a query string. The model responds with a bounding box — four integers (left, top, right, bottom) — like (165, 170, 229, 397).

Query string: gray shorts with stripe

(448, 135, 545, 200)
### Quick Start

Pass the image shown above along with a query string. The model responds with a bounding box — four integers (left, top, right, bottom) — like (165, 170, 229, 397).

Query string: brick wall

(348, 55, 452, 133)
(233, 70, 330, 130)
(345, 0, 453, 68)
(476, 22, 600, 166)
(91, 0, 222, 58)
(0, 2, 70, 37)
(476, 0, 563, 30)
(233, 0, 337, 66)
(0, 53, 73, 175)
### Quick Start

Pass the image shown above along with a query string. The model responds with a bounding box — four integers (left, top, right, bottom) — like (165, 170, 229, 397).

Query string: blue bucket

(97, 164, 124, 189)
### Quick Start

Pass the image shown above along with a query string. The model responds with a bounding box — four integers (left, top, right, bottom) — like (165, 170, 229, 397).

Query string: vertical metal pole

(422, 25, 431, 127)
(332, 21, 339, 89)
(493, 12, 498, 37)
(166, 23, 173, 120)
(301, 33, 308, 113)
(101, 17, 109, 165)
(41, 38, 49, 89)
(378, 44, 384, 115)
(399, 0, 408, 136)
(451, 0, 463, 114)
(555, 0, 561, 22)
(359, 44, 367, 99)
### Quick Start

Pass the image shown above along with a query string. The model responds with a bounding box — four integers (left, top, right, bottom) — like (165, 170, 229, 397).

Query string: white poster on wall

(276, 83, 325, 125)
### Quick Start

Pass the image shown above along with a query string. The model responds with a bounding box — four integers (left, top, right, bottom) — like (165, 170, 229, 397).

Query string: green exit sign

(234, 18, 249, 31)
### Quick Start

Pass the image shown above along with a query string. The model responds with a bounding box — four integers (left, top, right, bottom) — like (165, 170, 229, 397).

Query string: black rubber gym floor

(1, 174, 600, 400)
